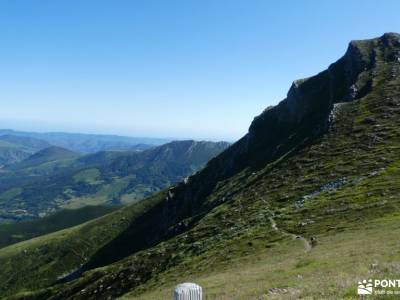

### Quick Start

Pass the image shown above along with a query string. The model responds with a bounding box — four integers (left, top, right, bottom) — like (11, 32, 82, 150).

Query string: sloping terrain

(1, 33, 400, 299)
(0, 205, 119, 249)
(0, 135, 50, 166)
(8, 146, 80, 170)
(0, 140, 229, 222)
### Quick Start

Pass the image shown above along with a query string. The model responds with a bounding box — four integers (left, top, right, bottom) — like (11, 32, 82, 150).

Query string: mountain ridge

(0, 135, 51, 166)
(0, 129, 171, 153)
(8, 146, 80, 170)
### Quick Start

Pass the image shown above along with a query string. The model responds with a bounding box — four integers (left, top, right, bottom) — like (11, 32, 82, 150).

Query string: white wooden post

(173, 283, 202, 300)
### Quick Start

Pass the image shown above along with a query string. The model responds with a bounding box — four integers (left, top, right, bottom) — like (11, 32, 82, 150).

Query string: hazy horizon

(0, 125, 232, 143)
(0, 1, 399, 140)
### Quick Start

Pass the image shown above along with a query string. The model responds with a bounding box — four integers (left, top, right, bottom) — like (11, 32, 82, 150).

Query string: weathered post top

(173, 282, 202, 300)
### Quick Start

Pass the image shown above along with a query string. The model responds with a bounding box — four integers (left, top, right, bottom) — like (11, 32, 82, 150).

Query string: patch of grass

(61, 177, 132, 209)
(72, 168, 101, 184)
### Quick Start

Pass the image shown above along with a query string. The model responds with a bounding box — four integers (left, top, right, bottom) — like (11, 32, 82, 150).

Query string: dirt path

(268, 216, 311, 252)
(253, 188, 312, 252)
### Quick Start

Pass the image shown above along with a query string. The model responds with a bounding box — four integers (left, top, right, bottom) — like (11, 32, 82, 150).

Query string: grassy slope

(0, 191, 166, 298)
(124, 213, 400, 300)
(8, 146, 79, 170)
(0, 205, 120, 249)
(1, 34, 400, 299)
(124, 156, 400, 299)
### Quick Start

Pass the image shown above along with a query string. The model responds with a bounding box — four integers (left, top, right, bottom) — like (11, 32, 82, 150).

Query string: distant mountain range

(0, 139, 230, 222)
(0, 129, 171, 154)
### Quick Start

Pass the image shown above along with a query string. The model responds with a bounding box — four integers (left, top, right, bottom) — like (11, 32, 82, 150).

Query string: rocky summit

(1, 33, 400, 299)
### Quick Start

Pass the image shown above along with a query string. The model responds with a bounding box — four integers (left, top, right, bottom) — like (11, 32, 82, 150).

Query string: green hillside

(0, 205, 119, 248)
(1, 33, 400, 300)
(8, 146, 80, 170)
(0, 140, 229, 222)
(0, 135, 50, 166)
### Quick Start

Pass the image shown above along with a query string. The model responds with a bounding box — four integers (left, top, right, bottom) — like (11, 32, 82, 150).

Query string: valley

(0, 139, 228, 222)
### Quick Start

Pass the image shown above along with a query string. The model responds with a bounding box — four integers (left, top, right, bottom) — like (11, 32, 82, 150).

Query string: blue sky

(0, 0, 399, 141)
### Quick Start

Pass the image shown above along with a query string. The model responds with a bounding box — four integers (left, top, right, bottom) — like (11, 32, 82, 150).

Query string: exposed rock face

(221, 33, 400, 175)
(246, 38, 370, 152)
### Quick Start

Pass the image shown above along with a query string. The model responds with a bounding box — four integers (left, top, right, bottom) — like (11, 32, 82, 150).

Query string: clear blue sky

(0, 0, 399, 141)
